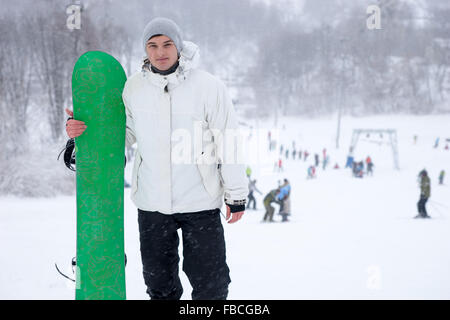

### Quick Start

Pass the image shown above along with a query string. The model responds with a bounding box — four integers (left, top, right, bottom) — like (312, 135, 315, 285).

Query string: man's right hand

(65, 108, 87, 138)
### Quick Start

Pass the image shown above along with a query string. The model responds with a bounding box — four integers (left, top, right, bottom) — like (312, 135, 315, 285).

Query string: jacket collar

(151, 60, 179, 75)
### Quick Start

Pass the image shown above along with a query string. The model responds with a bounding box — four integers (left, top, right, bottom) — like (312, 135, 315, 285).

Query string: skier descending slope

(439, 170, 445, 185)
(262, 188, 280, 222)
(247, 179, 263, 210)
(66, 17, 248, 300)
(415, 170, 431, 219)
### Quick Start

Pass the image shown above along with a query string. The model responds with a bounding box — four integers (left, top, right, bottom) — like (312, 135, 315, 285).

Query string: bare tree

(0, 15, 33, 160)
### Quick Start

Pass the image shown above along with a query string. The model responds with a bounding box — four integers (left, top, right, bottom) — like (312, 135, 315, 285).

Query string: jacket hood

(178, 40, 200, 73)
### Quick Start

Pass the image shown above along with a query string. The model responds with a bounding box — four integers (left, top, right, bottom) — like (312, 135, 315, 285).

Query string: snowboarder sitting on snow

(65, 17, 248, 300)
(247, 179, 262, 210)
(276, 179, 291, 222)
(262, 188, 280, 222)
(416, 170, 431, 219)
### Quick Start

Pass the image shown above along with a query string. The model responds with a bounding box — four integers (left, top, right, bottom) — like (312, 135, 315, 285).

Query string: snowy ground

(1, 114, 449, 299)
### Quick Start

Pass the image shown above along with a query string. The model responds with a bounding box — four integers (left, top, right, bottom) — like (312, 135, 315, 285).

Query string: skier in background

(307, 166, 316, 179)
(322, 155, 329, 170)
(366, 156, 374, 176)
(314, 153, 319, 167)
(352, 162, 357, 177)
(345, 155, 354, 169)
(246, 166, 252, 178)
(304, 150, 309, 162)
(247, 179, 263, 210)
(415, 170, 431, 218)
(278, 158, 283, 172)
(439, 170, 445, 185)
(262, 188, 280, 222)
(434, 137, 440, 148)
(276, 179, 291, 222)
(353, 161, 364, 178)
(345, 147, 354, 168)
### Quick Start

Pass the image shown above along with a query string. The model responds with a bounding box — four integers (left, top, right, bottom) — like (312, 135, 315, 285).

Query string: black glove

(57, 138, 76, 171)
(58, 138, 127, 171)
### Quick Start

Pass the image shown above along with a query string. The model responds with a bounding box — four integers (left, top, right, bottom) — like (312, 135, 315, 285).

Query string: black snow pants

(417, 196, 429, 217)
(247, 191, 256, 209)
(137, 208, 231, 300)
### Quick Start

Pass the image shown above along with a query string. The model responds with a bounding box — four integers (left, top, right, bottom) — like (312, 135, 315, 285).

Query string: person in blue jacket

(276, 179, 291, 222)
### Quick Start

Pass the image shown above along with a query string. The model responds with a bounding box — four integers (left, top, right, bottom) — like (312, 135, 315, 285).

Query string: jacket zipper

(133, 153, 143, 195)
(165, 83, 172, 212)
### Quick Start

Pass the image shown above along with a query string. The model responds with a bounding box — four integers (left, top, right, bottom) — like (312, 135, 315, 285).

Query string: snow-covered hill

(1, 114, 449, 299)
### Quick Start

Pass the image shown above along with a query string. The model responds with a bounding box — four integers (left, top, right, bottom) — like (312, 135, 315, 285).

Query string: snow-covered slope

(1, 114, 449, 299)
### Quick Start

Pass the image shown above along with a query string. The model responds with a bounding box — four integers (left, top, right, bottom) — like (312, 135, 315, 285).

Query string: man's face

(145, 35, 179, 71)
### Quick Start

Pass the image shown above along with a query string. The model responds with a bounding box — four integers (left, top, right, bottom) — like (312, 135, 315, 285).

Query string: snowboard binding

(55, 254, 128, 282)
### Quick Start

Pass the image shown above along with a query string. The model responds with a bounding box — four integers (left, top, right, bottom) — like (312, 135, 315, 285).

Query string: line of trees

(0, 0, 135, 155)
(249, 0, 450, 119)
(0, 0, 135, 196)
(0, 0, 449, 196)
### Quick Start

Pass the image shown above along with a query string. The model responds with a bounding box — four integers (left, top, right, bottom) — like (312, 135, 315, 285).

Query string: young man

(66, 17, 248, 300)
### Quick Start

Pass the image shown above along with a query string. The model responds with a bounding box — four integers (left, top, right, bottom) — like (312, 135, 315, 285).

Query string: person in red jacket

(366, 156, 374, 176)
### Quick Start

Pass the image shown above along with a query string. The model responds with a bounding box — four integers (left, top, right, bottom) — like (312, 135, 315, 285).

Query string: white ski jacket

(123, 41, 248, 214)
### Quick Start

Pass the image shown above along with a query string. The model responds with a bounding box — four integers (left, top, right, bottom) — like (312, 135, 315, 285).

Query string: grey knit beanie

(142, 17, 184, 53)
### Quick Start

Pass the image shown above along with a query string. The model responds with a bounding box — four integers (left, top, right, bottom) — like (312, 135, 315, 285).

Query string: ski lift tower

(349, 129, 400, 170)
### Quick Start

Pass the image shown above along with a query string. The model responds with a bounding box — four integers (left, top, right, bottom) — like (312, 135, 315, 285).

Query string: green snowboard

(72, 51, 127, 300)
